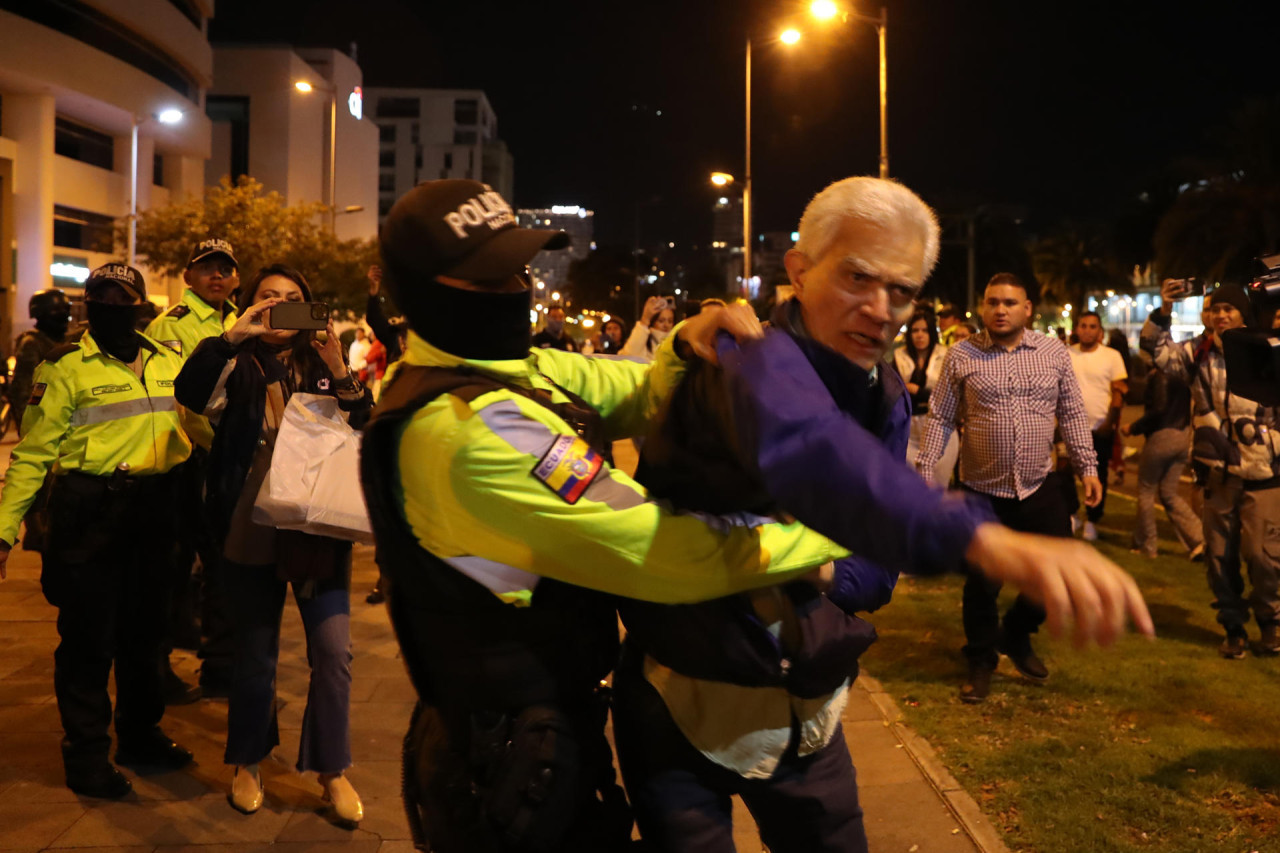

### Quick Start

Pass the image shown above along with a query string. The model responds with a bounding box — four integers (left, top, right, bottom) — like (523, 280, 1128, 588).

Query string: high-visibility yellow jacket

(0, 332, 193, 545)
(145, 288, 237, 449)
(390, 330, 848, 606)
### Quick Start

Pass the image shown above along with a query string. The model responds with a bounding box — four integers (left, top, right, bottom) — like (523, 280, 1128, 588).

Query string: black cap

(186, 238, 238, 269)
(85, 263, 146, 302)
(1209, 283, 1254, 325)
(380, 180, 568, 283)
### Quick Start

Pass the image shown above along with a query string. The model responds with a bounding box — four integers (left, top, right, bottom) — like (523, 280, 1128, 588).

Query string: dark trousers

(961, 479, 1072, 669)
(612, 647, 867, 853)
(1061, 431, 1113, 523)
(40, 473, 175, 774)
(223, 557, 353, 773)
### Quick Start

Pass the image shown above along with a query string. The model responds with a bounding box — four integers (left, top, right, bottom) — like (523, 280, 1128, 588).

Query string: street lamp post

(295, 80, 338, 233)
(128, 108, 183, 267)
(813, 2, 889, 178)
(744, 37, 753, 286)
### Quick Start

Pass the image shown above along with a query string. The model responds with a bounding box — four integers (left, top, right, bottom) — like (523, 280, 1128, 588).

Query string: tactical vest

(360, 364, 621, 714)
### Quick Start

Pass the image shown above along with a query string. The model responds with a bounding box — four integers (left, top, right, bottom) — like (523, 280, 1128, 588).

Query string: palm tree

(1154, 97, 1280, 285)
(1030, 224, 1132, 314)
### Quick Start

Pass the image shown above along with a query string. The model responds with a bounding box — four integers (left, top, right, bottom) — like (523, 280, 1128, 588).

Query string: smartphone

(269, 301, 329, 330)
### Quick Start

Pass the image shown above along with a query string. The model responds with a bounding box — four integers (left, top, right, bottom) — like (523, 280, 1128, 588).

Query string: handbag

(252, 392, 374, 544)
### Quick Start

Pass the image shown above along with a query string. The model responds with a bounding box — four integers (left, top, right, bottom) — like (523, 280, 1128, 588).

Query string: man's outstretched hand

(965, 523, 1154, 647)
(676, 303, 763, 364)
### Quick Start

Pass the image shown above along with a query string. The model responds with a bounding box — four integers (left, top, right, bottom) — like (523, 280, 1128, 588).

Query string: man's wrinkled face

(184, 256, 239, 307)
(1075, 315, 1103, 347)
(981, 285, 1032, 341)
(785, 218, 926, 370)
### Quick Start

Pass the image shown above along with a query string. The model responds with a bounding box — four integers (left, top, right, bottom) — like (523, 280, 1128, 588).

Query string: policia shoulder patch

(166, 304, 190, 318)
(29, 383, 47, 405)
(532, 435, 603, 504)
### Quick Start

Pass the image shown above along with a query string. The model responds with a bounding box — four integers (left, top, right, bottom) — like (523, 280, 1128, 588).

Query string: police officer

(11, 288, 73, 432)
(361, 181, 844, 852)
(146, 238, 240, 697)
(9, 289, 74, 552)
(0, 263, 194, 799)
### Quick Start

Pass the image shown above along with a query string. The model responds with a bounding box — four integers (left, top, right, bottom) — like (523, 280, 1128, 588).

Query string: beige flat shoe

(321, 773, 363, 825)
(229, 764, 263, 814)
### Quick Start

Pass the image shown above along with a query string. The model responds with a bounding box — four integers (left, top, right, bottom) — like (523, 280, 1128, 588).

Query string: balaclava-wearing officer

(85, 265, 148, 361)
(29, 289, 72, 342)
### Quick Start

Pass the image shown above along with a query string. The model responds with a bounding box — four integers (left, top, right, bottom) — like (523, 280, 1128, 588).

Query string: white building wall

(209, 46, 378, 242)
(0, 3, 214, 336)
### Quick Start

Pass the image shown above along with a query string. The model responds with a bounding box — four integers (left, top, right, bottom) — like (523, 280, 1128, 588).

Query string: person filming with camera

(1142, 277, 1280, 659)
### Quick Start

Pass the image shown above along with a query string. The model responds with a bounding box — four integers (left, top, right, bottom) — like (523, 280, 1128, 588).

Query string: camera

(1221, 252, 1280, 406)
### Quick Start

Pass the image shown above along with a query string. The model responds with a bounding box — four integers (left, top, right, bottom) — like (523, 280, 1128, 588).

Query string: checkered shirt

(917, 329, 1098, 499)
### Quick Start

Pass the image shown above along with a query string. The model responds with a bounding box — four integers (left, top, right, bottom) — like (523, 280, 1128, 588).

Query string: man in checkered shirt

(917, 272, 1102, 703)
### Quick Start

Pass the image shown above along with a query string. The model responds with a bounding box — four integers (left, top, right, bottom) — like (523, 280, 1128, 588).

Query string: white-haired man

(614, 177, 1152, 851)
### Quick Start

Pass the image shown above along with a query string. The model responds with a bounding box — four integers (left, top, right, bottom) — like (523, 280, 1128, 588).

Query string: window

(6, 0, 199, 99)
(379, 174, 395, 192)
(376, 97, 419, 119)
(379, 150, 396, 168)
(443, 152, 453, 169)
(54, 117, 114, 170)
(206, 96, 251, 179)
(378, 124, 396, 143)
(453, 129, 477, 145)
(379, 197, 394, 217)
(454, 98, 478, 125)
(153, 153, 164, 187)
(53, 205, 114, 252)
(410, 123, 420, 144)
(414, 149, 422, 169)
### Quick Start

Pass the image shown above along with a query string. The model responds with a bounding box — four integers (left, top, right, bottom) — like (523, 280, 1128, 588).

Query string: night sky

(210, 0, 1279, 249)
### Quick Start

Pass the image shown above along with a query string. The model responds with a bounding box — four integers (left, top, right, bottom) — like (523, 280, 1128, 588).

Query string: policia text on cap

(0, 263, 195, 799)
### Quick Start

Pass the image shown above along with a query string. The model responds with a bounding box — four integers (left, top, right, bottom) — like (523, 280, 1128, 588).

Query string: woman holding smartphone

(621, 295, 677, 361)
(175, 265, 372, 824)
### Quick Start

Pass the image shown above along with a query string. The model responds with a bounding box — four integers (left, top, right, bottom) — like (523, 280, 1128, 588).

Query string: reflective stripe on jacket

(392, 329, 848, 606)
(0, 333, 193, 543)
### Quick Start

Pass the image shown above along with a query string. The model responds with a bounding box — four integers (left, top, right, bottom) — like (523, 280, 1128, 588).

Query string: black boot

(66, 762, 132, 799)
(115, 729, 193, 770)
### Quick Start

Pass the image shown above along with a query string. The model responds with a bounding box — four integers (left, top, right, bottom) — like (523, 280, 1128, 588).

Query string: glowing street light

(710, 172, 735, 187)
(780, 28, 802, 44)
(129, 108, 186, 265)
(811, 0, 839, 20)
(295, 78, 339, 231)
(551, 291, 561, 302)
(809, 3, 890, 178)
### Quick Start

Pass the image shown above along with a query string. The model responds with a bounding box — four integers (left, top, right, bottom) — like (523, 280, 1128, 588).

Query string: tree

(123, 176, 377, 313)
(567, 245, 642, 318)
(1153, 97, 1280, 285)
(1030, 223, 1132, 313)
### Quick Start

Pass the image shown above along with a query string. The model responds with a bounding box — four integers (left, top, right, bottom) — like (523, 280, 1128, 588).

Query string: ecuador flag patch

(532, 435, 603, 504)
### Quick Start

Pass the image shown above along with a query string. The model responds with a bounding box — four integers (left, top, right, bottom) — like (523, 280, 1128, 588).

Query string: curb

(856, 673, 1012, 853)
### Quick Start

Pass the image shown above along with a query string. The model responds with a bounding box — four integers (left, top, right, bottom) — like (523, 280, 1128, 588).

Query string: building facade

(0, 0, 216, 346)
(206, 45, 379, 243)
(516, 206, 594, 299)
(364, 88, 514, 222)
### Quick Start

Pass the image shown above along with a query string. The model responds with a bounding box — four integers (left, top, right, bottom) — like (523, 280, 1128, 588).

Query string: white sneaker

(1071, 516, 1082, 536)
(1083, 521, 1098, 542)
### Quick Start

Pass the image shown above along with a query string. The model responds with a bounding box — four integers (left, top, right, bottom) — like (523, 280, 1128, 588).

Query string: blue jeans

(224, 558, 352, 773)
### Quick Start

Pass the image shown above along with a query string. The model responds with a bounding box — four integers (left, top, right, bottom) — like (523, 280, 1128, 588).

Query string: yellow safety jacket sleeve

(532, 329, 689, 441)
(397, 388, 848, 606)
(145, 289, 237, 449)
(0, 334, 193, 544)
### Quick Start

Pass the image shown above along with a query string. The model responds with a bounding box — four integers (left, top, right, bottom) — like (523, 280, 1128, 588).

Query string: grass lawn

(860, 488, 1280, 853)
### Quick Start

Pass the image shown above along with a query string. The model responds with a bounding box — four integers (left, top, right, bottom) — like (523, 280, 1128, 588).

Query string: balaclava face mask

(87, 303, 141, 362)
(409, 277, 533, 360)
(35, 315, 69, 341)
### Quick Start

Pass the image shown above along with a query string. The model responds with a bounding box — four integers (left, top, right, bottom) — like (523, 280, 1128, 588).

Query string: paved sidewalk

(0, 437, 1007, 852)
(0, 539, 1005, 852)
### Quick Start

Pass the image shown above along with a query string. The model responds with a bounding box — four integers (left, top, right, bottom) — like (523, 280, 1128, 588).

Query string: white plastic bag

(252, 393, 373, 543)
